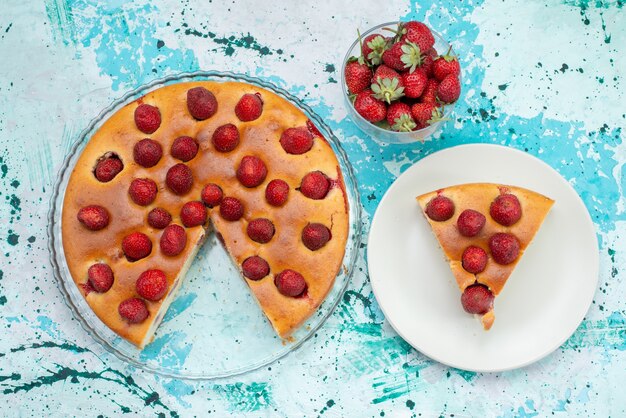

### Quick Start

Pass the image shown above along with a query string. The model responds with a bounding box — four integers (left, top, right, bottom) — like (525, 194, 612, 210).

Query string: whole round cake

(61, 81, 349, 348)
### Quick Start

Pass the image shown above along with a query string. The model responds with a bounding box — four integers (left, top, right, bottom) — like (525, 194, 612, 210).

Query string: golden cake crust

(61, 81, 349, 347)
(416, 183, 553, 328)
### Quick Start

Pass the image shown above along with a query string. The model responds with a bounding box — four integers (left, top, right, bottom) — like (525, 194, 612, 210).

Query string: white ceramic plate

(368, 144, 599, 372)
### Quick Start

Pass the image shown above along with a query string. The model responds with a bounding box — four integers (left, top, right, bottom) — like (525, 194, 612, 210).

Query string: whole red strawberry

(386, 102, 416, 132)
(344, 59, 372, 95)
(420, 48, 438, 78)
(362, 34, 388, 65)
(402, 70, 428, 98)
(437, 74, 461, 103)
(371, 65, 405, 104)
(433, 48, 461, 81)
(382, 41, 422, 73)
(420, 78, 439, 104)
(411, 103, 444, 128)
(353, 89, 387, 122)
(401, 21, 435, 54)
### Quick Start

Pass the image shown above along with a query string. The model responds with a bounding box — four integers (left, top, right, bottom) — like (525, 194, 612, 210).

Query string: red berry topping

(437, 74, 461, 104)
(265, 179, 289, 206)
(299, 171, 330, 200)
(122, 231, 152, 261)
(201, 183, 223, 207)
(247, 218, 275, 243)
(77, 205, 110, 231)
(212, 123, 240, 152)
(187, 87, 218, 120)
(461, 246, 488, 274)
(119, 298, 149, 324)
(94, 155, 123, 182)
(490, 194, 522, 226)
(488, 233, 520, 265)
(461, 284, 494, 315)
(180, 201, 207, 227)
(160, 224, 187, 256)
(147, 207, 172, 229)
(457, 209, 486, 237)
(425, 195, 455, 221)
(280, 127, 314, 155)
(134, 104, 161, 134)
(166, 163, 193, 195)
(242, 256, 270, 281)
(220, 197, 244, 221)
(170, 136, 199, 162)
(133, 138, 163, 168)
(236, 156, 267, 188)
(301, 223, 331, 251)
(275, 270, 307, 297)
(306, 119, 323, 138)
(128, 178, 158, 206)
(87, 263, 114, 293)
(136, 269, 168, 301)
(235, 93, 263, 121)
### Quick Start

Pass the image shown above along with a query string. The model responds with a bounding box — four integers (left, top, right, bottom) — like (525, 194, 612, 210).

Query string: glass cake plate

(47, 71, 363, 380)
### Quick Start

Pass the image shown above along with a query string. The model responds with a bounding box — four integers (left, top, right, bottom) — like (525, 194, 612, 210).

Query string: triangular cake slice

(416, 183, 553, 329)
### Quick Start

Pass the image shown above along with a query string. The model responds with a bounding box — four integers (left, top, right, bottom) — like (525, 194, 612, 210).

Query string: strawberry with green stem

(371, 64, 405, 104)
(411, 103, 447, 128)
(353, 89, 387, 122)
(381, 40, 423, 73)
(362, 32, 388, 66)
(345, 31, 375, 95)
(386, 102, 416, 132)
(433, 46, 461, 81)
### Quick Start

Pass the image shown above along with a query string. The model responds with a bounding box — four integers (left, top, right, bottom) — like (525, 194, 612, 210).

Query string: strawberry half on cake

(62, 81, 349, 348)
(417, 183, 554, 329)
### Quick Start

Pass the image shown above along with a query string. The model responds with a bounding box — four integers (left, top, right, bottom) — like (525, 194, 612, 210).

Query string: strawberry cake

(417, 183, 553, 329)
(62, 81, 349, 348)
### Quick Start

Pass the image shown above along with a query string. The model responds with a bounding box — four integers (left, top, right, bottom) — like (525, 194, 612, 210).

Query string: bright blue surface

(0, 0, 624, 415)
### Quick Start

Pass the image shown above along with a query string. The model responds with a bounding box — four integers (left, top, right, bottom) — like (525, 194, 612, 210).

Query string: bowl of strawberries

(342, 20, 461, 144)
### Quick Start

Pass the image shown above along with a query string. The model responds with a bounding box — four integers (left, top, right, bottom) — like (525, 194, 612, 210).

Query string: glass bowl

(341, 21, 460, 144)
(47, 71, 363, 380)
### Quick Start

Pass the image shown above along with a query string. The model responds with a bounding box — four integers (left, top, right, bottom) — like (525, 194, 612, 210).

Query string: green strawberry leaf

(392, 114, 417, 132)
(400, 41, 423, 73)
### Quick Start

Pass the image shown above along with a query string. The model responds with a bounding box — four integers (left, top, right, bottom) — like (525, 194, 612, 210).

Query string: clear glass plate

(47, 71, 363, 380)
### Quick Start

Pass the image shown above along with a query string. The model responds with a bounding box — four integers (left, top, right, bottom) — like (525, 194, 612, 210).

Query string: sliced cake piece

(416, 183, 553, 329)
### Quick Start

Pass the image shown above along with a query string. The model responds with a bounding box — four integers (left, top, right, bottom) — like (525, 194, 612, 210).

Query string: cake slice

(416, 183, 553, 329)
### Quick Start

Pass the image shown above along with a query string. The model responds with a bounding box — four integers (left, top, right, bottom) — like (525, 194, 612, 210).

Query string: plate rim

(367, 143, 600, 372)
(46, 70, 364, 380)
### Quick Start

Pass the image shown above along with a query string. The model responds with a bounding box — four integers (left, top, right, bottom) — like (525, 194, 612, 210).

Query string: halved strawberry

(386, 102, 416, 132)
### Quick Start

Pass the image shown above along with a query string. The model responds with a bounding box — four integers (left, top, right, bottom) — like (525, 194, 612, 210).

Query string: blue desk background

(0, 0, 624, 416)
